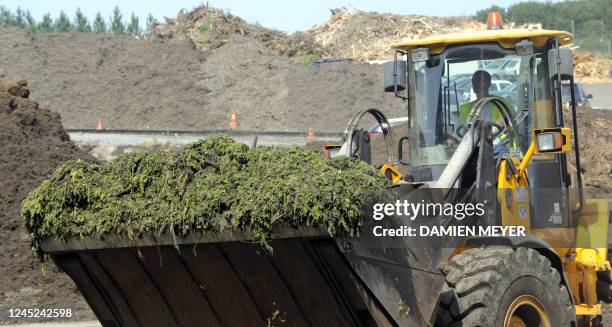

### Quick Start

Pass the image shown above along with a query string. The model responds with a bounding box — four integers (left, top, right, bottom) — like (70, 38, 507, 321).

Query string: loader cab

(384, 27, 588, 236)
(385, 29, 574, 184)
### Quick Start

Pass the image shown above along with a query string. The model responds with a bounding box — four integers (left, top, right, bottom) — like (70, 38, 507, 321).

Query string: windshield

(406, 43, 547, 181)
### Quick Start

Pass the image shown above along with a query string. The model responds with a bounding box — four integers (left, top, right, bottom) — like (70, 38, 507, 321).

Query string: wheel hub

(504, 295, 551, 327)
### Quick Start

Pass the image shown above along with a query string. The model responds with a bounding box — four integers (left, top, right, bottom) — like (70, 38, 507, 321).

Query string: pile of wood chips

(307, 8, 485, 61)
(573, 50, 612, 83)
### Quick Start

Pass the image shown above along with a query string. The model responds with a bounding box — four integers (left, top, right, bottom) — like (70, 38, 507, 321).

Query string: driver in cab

(455, 70, 514, 157)
(459, 70, 504, 123)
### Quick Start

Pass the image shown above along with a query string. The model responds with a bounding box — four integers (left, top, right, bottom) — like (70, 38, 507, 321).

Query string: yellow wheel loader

(42, 13, 610, 327)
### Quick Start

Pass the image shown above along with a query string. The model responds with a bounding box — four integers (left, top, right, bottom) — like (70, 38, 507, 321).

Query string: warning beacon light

(486, 12, 504, 30)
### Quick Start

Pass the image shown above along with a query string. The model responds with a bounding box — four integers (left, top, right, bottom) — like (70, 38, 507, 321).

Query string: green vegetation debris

(22, 135, 387, 260)
(198, 24, 210, 33)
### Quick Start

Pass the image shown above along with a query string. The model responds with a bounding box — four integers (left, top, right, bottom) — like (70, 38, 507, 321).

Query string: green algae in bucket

(22, 135, 387, 259)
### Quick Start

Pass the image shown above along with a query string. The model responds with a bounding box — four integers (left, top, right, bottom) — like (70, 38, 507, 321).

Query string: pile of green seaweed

(22, 136, 387, 259)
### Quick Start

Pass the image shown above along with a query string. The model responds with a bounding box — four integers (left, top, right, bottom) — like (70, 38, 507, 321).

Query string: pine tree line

(0, 6, 155, 37)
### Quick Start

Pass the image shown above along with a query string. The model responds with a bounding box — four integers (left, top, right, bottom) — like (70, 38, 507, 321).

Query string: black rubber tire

(596, 270, 612, 303)
(434, 246, 576, 327)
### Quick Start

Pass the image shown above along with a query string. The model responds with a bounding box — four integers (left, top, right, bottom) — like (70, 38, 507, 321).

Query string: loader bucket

(43, 227, 399, 327)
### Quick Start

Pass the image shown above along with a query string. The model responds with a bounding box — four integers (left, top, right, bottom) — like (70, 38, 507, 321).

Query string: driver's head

(472, 70, 491, 98)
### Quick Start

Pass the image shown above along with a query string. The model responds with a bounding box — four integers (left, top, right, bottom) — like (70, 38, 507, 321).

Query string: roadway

(583, 83, 612, 110)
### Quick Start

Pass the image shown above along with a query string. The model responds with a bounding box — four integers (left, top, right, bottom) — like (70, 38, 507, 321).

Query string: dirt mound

(571, 108, 612, 195)
(149, 5, 323, 57)
(308, 8, 484, 61)
(5, 8, 604, 132)
(574, 50, 612, 83)
(0, 28, 406, 132)
(198, 35, 407, 132)
(0, 27, 208, 131)
(0, 81, 94, 322)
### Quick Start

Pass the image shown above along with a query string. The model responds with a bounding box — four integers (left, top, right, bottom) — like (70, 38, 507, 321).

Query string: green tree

(126, 12, 141, 36)
(38, 13, 53, 32)
(0, 7, 15, 27)
(54, 10, 73, 32)
(579, 19, 607, 53)
(74, 8, 91, 32)
(14, 7, 26, 28)
(109, 6, 125, 34)
(4, 7, 37, 31)
(93, 12, 107, 33)
(145, 13, 155, 36)
(24, 10, 36, 31)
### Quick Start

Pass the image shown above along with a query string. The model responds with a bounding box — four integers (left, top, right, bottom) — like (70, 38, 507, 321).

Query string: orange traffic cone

(307, 126, 315, 141)
(230, 112, 238, 130)
(96, 118, 104, 131)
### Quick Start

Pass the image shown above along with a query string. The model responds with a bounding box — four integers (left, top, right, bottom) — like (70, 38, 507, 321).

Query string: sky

(1, 0, 553, 33)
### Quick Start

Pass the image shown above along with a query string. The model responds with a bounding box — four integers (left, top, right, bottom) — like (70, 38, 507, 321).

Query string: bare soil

(0, 27, 209, 131)
(0, 28, 406, 133)
(0, 82, 94, 323)
(570, 108, 612, 195)
(199, 35, 406, 132)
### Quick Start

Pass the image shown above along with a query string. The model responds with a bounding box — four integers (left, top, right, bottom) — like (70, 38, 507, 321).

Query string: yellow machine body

(391, 29, 573, 54)
(492, 130, 611, 320)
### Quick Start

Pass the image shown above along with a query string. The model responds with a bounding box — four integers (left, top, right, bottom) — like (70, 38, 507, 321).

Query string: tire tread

(434, 246, 576, 326)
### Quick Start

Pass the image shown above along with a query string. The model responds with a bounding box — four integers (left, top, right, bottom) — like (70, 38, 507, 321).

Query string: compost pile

(568, 107, 612, 195)
(148, 5, 322, 57)
(22, 135, 387, 259)
(0, 26, 407, 132)
(0, 80, 94, 320)
(307, 8, 484, 61)
(573, 50, 612, 83)
(306, 9, 547, 62)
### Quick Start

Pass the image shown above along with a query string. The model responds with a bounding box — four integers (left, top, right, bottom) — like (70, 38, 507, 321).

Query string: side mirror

(548, 48, 573, 80)
(533, 128, 571, 154)
(384, 60, 407, 92)
(587, 93, 593, 99)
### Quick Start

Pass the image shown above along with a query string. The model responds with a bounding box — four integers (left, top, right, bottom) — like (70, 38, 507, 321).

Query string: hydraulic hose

(465, 96, 522, 154)
(340, 108, 396, 164)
